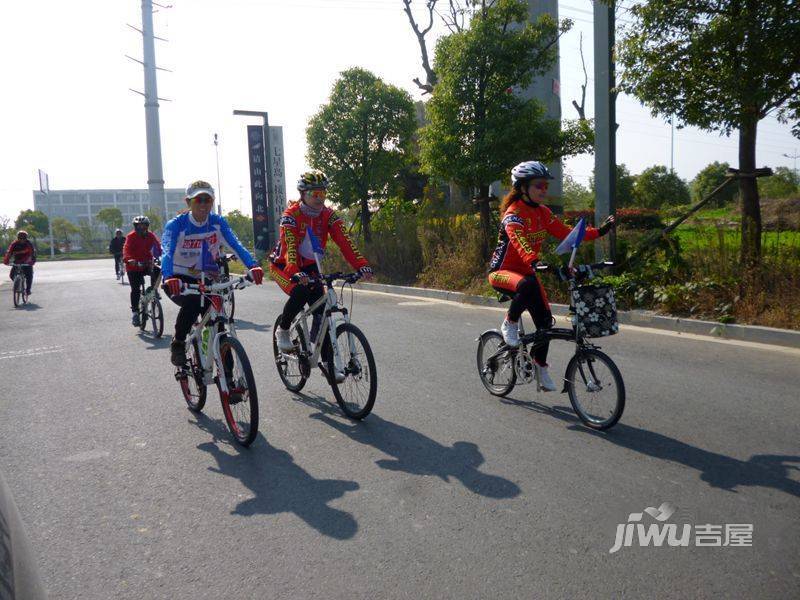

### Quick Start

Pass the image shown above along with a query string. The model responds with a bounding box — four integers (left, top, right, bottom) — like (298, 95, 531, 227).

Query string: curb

(358, 282, 800, 350)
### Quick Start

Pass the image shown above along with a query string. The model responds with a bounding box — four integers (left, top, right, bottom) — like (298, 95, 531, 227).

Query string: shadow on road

(498, 393, 800, 499)
(293, 393, 521, 500)
(192, 413, 360, 540)
(16, 303, 42, 311)
(231, 319, 270, 333)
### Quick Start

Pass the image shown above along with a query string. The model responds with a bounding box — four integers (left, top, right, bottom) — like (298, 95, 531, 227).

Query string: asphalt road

(1, 259, 798, 599)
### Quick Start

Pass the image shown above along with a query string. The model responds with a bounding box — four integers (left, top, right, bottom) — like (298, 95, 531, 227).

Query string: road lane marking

(355, 288, 800, 357)
(0, 345, 65, 360)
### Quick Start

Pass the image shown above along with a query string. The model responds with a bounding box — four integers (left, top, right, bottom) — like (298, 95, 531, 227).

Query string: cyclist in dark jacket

(3, 231, 37, 295)
(109, 229, 125, 276)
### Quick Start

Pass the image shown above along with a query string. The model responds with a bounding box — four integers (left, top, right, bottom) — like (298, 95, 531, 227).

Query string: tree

(307, 67, 417, 242)
(758, 166, 800, 199)
(562, 174, 593, 210)
(632, 166, 691, 210)
(77, 219, 103, 253)
(15, 210, 48, 237)
(144, 209, 163, 234)
(590, 163, 637, 208)
(618, 0, 800, 268)
(223, 210, 254, 249)
(691, 161, 738, 206)
(419, 0, 590, 258)
(51, 217, 79, 250)
(95, 207, 123, 234)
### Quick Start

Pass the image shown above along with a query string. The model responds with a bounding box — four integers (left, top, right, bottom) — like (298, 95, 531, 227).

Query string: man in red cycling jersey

(3, 231, 37, 295)
(270, 170, 373, 352)
(488, 160, 615, 391)
(123, 215, 162, 326)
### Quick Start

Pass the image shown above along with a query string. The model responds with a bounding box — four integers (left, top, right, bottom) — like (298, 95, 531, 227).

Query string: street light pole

(783, 150, 799, 182)
(214, 133, 222, 215)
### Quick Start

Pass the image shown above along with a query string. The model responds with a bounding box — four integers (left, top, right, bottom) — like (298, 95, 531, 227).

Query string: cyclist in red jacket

(270, 170, 373, 351)
(123, 215, 162, 326)
(488, 160, 615, 390)
(3, 231, 37, 295)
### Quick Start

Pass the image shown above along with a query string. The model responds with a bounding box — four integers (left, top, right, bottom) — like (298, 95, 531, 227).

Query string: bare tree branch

(571, 31, 588, 120)
(402, 0, 439, 93)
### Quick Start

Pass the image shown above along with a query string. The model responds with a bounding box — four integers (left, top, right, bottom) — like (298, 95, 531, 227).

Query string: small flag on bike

(200, 240, 219, 272)
(555, 217, 587, 255)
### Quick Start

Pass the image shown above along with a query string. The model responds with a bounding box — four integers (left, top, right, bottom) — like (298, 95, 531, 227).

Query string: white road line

(0, 346, 65, 360)
(354, 288, 800, 357)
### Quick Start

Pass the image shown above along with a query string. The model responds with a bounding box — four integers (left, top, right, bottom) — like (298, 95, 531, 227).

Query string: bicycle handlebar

(178, 274, 253, 296)
(289, 271, 363, 285)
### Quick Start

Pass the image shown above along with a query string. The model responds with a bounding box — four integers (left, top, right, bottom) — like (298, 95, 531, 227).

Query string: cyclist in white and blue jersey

(161, 180, 264, 366)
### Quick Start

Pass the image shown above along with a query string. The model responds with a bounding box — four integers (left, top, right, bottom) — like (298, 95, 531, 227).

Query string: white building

(33, 188, 186, 229)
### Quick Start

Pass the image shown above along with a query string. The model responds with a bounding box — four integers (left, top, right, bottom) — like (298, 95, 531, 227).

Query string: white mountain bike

(175, 274, 259, 447)
(272, 271, 377, 420)
(132, 259, 163, 338)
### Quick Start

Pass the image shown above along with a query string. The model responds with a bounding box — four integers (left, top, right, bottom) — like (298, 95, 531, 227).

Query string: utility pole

(670, 114, 675, 172)
(128, 0, 171, 225)
(593, 0, 616, 262)
(214, 133, 222, 215)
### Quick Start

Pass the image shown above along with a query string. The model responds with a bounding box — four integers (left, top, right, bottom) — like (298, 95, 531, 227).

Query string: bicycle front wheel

(476, 330, 516, 397)
(13, 275, 24, 308)
(564, 348, 625, 430)
(272, 315, 309, 393)
(180, 340, 207, 412)
(218, 336, 259, 447)
(150, 298, 164, 338)
(327, 323, 377, 420)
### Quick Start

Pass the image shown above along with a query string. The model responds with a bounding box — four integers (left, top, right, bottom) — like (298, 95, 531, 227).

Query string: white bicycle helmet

(511, 161, 553, 186)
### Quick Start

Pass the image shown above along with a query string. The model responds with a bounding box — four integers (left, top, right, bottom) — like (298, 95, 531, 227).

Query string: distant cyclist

(160, 180, 264, 366)
(123, 216, 162, 326)
(109, 229, 125, 277)
(488, 160, 615, 390)
(3, 230, 37, 295)
(270, 170, 372, 352)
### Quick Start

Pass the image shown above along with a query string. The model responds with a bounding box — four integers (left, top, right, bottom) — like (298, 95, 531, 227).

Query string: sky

(1, 0, 798, 223)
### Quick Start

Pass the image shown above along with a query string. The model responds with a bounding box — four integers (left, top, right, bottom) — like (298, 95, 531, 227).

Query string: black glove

(598, 215, 616, 236)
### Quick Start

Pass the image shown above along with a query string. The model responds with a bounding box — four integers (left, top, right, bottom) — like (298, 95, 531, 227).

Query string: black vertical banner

(247, 125, 270, 261)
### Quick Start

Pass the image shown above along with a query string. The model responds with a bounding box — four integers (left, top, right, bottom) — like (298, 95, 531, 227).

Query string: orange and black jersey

(270, 202, 368, 276)
(488, 201, 600, 273)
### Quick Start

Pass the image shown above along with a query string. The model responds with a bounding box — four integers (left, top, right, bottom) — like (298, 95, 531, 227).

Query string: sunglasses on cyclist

(192, 194, 214, 205)
(531, 181, 549, 191)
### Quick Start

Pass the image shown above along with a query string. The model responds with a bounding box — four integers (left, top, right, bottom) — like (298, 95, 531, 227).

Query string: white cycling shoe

(501, 319, 520, 348)
(275, 326, 294, 352)
(536, 364, 558, 392)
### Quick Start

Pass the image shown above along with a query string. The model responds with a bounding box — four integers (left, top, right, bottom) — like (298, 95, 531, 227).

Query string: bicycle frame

(290, 283, 350, 373)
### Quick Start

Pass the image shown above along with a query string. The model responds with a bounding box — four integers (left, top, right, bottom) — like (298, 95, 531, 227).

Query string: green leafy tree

(632, 166, 691, 209)
(95, 207, 123, 233)
(589, 163, 637, 208)
(223, 210, 254, 249)
(562, 174, 593, 210)
(15, 209, 49, 237)
(307, 67, 417, 242)
(77, 219, 103, 253)
(618, 0, 800, 268)
(419, 0, 590, 258)
(758, 166, 799, 199)
(691, 161, 738, 206)
(51, 217, 79, 249)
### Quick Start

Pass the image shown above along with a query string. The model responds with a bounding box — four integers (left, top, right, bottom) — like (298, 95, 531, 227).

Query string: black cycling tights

(279, 282, 325, 334)
(508, 275, 553, 366)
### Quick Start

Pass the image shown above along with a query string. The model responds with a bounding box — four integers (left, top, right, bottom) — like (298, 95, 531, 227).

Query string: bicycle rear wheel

(327, 322, 377, 420)
(476, 330, 516, 396)
(564, 348, 625, 430)
(149, 298, 164, 338)
(272, 315, 309, 392)
(179, 340, 207, 412)
(218, 336, 259, 447)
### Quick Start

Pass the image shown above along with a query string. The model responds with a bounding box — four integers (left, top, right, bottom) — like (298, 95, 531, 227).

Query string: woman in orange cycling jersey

(270, 170, 373, 352)
(488, 160, 615, 390)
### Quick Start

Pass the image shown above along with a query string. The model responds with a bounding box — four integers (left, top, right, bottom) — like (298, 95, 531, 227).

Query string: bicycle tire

(218, 336, 259, 447)
(138, 297, 148, 331)
(476, 330, 517, 397)
(150, 298, 164, 338)
(180, 340, 207, 412)
(228, 291, 236, 320)
(272, 315, 309, 393)
(12, 274, 24, 308)
(327, 322, 377, 420)
(564, 348, 625, 430)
